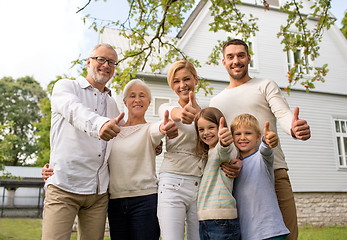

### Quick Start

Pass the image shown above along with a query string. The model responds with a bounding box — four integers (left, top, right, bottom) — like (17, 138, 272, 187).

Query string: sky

(0, 0, 346, 89)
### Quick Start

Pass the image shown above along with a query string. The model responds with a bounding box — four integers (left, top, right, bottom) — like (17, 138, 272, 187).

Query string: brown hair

(167, 60, 198, 89)
(194, 107, 227, 160)
(222, 39, 249, 56)
(230, 113, 261, 135)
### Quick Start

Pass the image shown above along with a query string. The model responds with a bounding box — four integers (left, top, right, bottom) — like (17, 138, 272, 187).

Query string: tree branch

(76, 0, 91, 14)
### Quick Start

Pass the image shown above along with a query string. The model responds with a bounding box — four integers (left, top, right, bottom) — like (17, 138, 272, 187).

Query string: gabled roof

(177, 0, 208, 38)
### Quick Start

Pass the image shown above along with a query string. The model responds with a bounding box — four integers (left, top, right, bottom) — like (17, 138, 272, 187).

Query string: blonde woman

(157, 60, 203, 240)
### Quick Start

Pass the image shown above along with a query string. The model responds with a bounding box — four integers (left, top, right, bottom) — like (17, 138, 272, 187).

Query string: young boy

(231, 114, 290, 240)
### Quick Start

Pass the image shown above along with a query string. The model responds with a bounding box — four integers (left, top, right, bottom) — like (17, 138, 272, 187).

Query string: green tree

(77, 0, 334, 94)
(33, 97, 51, 167)
(0, 76, 47, 166)
(341, 11, 347, 39)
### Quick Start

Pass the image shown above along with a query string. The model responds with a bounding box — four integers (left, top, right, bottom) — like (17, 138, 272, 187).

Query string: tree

(341, 11, 347, 39)
(76, 0, 334, 94)
(0, 76, 47, 166)
(34, 75, 76, 167)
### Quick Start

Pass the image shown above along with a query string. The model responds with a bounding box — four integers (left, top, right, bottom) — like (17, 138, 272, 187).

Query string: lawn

(0, 218, 346, 240)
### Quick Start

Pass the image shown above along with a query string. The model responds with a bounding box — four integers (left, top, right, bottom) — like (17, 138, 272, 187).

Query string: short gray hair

(88, 43, 118, 60)
(123, 79, 152, 101)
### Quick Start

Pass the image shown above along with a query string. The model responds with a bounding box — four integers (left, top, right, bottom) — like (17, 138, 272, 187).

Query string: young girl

(194, 107, 240, 240)
(157, 60, 202, 240)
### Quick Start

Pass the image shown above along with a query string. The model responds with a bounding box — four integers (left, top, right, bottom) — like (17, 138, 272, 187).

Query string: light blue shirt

(233, 140, 290, 239)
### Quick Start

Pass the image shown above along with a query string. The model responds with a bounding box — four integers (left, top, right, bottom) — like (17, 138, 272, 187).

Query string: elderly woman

(42, 79, 177, 240)
(107, 79, 177, 240)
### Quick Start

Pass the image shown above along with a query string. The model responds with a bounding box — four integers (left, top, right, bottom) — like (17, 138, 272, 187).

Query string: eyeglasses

(90, 56, 117, 67)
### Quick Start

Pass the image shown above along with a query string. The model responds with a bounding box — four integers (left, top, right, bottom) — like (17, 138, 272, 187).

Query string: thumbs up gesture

(264, 121, 278, 148)
(99, 112, 125, 141)
(291, 107, 311, 141)
(160, 110, 178, 139)
(181, 91, 201, 124)
(218, 117, 233, 147)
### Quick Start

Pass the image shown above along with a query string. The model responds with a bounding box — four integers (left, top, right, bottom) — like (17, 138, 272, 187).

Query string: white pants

(157, 172, 201, 240)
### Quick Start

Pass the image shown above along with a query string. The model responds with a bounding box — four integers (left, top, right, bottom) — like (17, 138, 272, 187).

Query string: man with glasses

(42, 43, 124, 240)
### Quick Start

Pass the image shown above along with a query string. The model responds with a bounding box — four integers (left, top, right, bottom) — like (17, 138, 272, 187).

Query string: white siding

(279, 90, 347, 192)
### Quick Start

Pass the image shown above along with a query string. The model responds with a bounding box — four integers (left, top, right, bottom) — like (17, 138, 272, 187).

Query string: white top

(108, 122, 164, 199)
(210, 77, 293, 170)
(158, 102, 204, 177)
(46, 77, 122, 194)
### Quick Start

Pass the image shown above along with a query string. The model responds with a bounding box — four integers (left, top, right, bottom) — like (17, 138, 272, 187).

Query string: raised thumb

(163, 110, 169, 125)
(219, 116, 225, 130)
(293, 107, 299, 122)
(115, 112, 125, 125)
(188, 91, 195, 105)
(264, 121, 270, 135)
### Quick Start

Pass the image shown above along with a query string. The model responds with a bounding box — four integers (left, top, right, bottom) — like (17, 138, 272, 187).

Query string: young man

(42, 43, 124, 240)
(210, 39, 311, 240)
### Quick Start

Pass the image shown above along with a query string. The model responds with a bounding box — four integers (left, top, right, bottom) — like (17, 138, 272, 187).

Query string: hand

(160, 110, 178, 139)
(155, 140, 163, 156)
(221, 158, 242, 179)
(42, 163, 54, 182)
(99, 112, 125, 141)
(218, 117, 233, 147)
(264, 121, 278, 148)
(291, 107, 311, 141)
(181, 91, 200, 124)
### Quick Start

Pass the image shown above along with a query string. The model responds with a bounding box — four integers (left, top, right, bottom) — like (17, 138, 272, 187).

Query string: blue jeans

(108, 193, 160, 240)
(199, 219, 241, 240)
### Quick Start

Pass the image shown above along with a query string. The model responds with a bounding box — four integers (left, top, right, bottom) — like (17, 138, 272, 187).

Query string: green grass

(298, 225, 347, 240)
(0, 218, 110, 240)
(0, 218, 346, 240)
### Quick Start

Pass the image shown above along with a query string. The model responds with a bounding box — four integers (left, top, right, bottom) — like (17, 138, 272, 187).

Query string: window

(334, 119, 347, 168)
(287, 49, 310, 75)
(248, 41, 255, 69)
(153, 97, 170, 116)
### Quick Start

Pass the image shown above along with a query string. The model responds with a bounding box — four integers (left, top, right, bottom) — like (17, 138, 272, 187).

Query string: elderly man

(42, 43, 124, 240)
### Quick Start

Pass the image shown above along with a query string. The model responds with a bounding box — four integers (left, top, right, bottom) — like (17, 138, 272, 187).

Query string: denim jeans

(199, 219, 241, 240)
(108, 193, 160, 240)
(157, 172, 201, 240)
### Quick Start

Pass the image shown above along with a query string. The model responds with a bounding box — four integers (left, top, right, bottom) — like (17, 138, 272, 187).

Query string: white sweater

(108, 122, 163, 199)
(210, 78, 293, 170)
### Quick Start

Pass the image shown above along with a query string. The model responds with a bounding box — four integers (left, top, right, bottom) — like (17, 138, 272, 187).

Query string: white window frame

(153, 97, 171, 116)
(247, 40, 256, 70)
(286, 49, 312, 76)
(334, 118, 347, 169)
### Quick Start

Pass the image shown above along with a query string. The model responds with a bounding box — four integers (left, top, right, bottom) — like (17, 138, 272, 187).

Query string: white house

(0, 166, 44, 217)
(99, 0, 347, 226)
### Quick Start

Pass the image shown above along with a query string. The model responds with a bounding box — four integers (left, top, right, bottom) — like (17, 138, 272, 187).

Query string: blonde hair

(230, 114, 261, 135)
(194, 107, 227, 160)
(167, 60, 198, 88)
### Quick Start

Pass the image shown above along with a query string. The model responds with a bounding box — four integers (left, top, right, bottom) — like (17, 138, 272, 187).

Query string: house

(0, 166, 44, 217)
(99, 0, 347, 226)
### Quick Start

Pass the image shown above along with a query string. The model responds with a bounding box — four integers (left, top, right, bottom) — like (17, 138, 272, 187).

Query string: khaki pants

(42, 185, 108, 240)
(274, 168, 298, 240)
